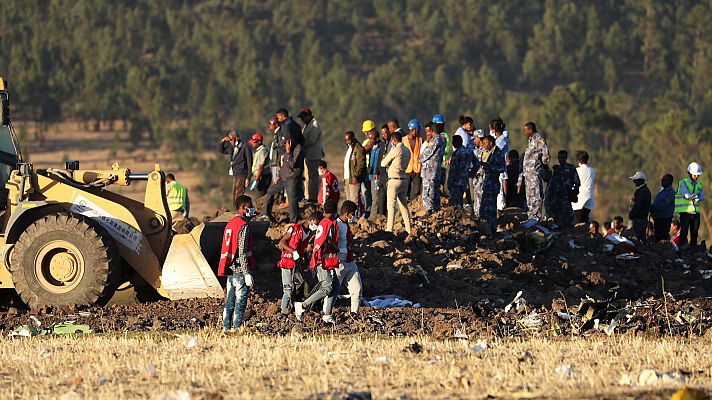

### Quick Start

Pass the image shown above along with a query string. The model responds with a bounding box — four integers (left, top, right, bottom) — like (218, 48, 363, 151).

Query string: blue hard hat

(407, 119, 422, 130)
(432, 113, 445, 123)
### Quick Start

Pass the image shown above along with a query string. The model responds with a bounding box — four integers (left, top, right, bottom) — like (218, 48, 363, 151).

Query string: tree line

(0, 0, 710, 235)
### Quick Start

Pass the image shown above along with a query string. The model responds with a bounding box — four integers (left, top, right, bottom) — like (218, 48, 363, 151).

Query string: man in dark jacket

(628, 171, 652, 243)
(373, 127, 392, 216)
(262, 130, 304, 224)
(219, 130, 254, 208)
(276, 108, 305, 202)
(649, 173, 676, 242)
(343, 131, 367, 213)
(297, 107, 324, 204)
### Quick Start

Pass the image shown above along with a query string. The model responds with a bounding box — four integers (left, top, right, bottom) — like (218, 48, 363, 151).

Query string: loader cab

(0, 81, 19, 210)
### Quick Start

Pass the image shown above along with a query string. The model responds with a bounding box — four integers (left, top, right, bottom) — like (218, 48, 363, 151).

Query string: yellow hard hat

(362, 120, 375, 132)
(671, 387, 707, 400)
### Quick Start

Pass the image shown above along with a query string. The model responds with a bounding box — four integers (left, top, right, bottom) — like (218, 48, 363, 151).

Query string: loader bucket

(161, 214, 270, 300)
(162, 223, 224, 300)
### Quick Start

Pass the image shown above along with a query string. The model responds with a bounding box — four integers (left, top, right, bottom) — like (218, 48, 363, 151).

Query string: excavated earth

(1, 200, 712, 338)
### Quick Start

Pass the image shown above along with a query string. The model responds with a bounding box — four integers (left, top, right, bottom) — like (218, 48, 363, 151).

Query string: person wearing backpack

(295, 199, 340, 323)
(276, 210, 322, 314)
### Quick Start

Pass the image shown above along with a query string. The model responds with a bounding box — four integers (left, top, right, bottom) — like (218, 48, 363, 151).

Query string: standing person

(447, 135, 471, 207)
(455, 116, 473, 150)
(217, 195, 255, 333)
(470, 130, 486, 217)
(628, 171, 652, 243)
(420, 122, 445, 212)
(373, 125, 392, 216)
(322, 200, 364, 316)
(262, 131, 304, 223)
(276, 108, 305, 201)
(318, 161, 340, 206)
(366, 128, 385, 216)
(544, 150, 580, 229)
(477, 135, 506, 234)
(517, 122, 550, 222)
(675, 162, 705, 250)
(380, 130, 413, 234)
(296, 200, 340, 323)
(360, 120, 379, 218)
(276, 211, 321, 314)
(490, 118, 509, 211)
(404, 119, 423, 200)
(219, 130, 254, 208)
(248, 133, 270, 196)
(343, 131, 367, 213)
(432, 114, 450, 190)
(649, 173, 676, 242)
(298, 107, 324, 204)
(505, 150, 523, 207)
(267, 117, 286, 207)
(388, 119, 407, 138)
(572, 150, 595, 223)
(165, 173, 190, 221)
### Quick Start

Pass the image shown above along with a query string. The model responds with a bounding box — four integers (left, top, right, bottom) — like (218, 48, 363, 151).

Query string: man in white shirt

(572, 150, 595, 223)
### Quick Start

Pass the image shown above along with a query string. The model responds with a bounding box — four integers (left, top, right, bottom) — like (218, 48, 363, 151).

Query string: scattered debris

(554, 363, 573, 379)
(362, 296, 420, 309)
(403, 341, 423, 354)
(471, 339, 488, 354)
(374, 356, 389, 365)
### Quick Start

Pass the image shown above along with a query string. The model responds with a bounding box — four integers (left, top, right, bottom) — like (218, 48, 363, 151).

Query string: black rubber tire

(9, 214, 120, 308)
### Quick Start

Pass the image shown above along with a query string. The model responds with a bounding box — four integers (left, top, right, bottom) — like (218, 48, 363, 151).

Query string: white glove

(244, 273, 254, 287)
(292, 251, 300, 260)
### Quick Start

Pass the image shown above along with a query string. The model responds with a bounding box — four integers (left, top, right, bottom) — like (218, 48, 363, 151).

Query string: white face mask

(245, 207, 256, 218)
(490, 130, 495, 136)
(318, 170, 325, 176)
(309, 223, 318, 231)
(348, 214, 357, 223)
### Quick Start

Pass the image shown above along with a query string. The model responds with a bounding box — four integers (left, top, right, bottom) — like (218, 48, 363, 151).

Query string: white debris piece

(471, 339, 488, 354)
(555, 364, 573, 379)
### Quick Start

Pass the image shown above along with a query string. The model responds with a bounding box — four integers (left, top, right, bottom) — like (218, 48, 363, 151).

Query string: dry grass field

(0, 331, 710, 399)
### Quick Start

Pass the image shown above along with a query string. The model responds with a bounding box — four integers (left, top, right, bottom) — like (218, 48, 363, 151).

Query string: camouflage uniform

(478, 146, 506, 233)
(517, 132, 550, 220)
(420, 135, 445, 211)
(544, 163, 580, 228)
(470, 146, 483, 217)
(447, 147, 472, 207)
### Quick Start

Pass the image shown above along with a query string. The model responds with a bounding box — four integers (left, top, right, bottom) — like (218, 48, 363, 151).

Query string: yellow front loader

(0, 78, 251, 308)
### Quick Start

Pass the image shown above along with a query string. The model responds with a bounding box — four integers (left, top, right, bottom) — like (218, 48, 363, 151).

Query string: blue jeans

(222, 272, 250, 331)
(280, 268, 294, 313)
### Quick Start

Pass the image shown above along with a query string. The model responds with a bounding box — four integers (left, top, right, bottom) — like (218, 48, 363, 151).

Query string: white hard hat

(688, 162, 703, 175)
(629, 171, 647, 180)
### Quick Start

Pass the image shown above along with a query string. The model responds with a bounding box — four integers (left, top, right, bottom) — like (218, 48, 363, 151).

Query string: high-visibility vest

(404, 136, 422, 173)
(674, 178, 703, 214)
(167, 181, 188, 211)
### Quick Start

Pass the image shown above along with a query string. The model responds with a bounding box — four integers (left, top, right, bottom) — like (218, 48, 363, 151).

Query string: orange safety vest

(404, 136, 422, 173)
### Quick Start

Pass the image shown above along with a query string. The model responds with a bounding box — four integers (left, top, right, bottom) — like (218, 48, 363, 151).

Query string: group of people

(211, 107, 706, 332)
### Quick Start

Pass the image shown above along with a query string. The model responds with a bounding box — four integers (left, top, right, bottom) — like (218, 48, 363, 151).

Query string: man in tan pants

(380, 130, 412, 234)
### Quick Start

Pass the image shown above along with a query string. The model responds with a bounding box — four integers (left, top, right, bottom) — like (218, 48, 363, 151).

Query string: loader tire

(9, 214, 120, 308)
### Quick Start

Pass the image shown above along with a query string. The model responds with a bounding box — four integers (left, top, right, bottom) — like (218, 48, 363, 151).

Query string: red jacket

(310, 217, 339, 270)
(318, 171, 340, 205)
(278, 224, 314, 269)
(217, 216, 254, 276)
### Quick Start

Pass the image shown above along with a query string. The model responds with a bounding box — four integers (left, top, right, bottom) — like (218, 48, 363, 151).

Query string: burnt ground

(1, 201, 712, 338)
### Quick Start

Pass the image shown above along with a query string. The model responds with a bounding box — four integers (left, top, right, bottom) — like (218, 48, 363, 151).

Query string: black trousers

(653, 218, 671, 242)
(407, 172, 422, 200)
(574, 207, 591, 224)
(372, 179, 387, 216)
(679, 212, 701, 247)
(264, 178, 300, 223)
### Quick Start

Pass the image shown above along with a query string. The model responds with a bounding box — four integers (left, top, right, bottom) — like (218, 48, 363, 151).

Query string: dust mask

(309, 223, 318, 231)
(245, 207, 256, 218)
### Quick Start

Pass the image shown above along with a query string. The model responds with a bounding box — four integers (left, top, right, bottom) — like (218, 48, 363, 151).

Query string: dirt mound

(2, 198, 712, 338)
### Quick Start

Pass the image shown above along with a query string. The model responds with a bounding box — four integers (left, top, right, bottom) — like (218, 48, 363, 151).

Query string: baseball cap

(629, 171, 647, 180)
(474, 129, 486, 138)
(297, 107, 312, 118)
(249, 133, 263, 143)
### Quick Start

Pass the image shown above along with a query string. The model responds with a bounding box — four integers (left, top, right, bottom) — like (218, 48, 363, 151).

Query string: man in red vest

(217, 194, 255, 333)
(296, 199, 341, 323)
(276, 210, 322, 314)
(317, 160, 340, 205)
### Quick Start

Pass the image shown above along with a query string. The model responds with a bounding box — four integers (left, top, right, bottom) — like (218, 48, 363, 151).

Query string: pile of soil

(1, 200, 712, 338)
